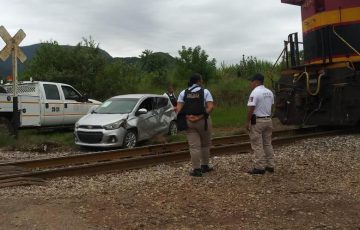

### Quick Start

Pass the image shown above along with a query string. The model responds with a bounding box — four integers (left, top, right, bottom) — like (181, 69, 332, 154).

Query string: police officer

(245, 73, 275, 175)
(176, 73, 214, 177)
(164, 83, 177, 107)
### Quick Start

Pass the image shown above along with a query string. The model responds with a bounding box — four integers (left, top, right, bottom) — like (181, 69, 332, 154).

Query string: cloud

(1, 0, 302, 64)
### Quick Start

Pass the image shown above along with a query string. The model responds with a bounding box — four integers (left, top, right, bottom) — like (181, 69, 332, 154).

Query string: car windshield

(94, 98, 138, 114)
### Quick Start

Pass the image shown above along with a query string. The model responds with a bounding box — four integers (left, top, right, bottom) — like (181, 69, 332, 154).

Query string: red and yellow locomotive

(275, 0, 360, 125)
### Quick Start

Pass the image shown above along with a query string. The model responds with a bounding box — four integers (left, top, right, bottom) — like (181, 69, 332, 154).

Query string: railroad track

(0, 127, 355, 188)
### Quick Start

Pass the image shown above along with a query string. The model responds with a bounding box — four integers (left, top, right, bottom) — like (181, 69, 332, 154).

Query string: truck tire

(0, 117, 15, 136)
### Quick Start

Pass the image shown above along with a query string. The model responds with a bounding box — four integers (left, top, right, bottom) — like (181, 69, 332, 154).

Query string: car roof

(110, 94, 166, 99)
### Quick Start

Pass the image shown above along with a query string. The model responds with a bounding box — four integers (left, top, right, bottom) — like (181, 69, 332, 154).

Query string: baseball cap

(248, 73, 264, 82)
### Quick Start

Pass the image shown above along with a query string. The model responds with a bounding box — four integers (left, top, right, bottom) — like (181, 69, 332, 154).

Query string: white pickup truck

(0, 81, 101, 134)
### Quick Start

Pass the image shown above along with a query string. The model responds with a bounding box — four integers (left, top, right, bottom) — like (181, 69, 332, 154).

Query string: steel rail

(0, 128, 351, 186)
(0, 128, 314, 170)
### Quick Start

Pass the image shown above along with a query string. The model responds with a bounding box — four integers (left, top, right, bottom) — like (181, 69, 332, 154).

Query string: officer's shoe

(247, 168, 265, 175)
(265, 167, 274, 173)
(201, 165, 214, 173)
(189, 168, 202, 177)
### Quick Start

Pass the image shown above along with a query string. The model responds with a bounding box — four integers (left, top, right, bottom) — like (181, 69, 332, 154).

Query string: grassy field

(211, 105, 246, 128)
(0, 105, 248, 150)
(0, 128, 75, 150)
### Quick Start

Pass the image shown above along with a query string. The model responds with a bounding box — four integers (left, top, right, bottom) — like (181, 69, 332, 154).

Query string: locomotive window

(315, 0, 325, 12)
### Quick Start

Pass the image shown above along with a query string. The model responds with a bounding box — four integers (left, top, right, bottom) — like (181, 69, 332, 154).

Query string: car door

(153, 97, 171, 133)
(41, 83, 64, 126)
(135, 97, 157, 140)
(61, 84, 88, 125)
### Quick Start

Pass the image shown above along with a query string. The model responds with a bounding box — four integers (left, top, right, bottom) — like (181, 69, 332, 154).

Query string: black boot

(201, 165, 214, 173)
(189, 168, 202, 177)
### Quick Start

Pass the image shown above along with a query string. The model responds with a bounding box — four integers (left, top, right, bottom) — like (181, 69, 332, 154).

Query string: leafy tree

(21, 40, 67, 80)
(176, 45, 216, 83)
(235, 55, 273, 79)
(94, 59, 143, 100)
(139, 49, 171, 74)
(140, 50, 175, 88)
(22, 37, 107, 98)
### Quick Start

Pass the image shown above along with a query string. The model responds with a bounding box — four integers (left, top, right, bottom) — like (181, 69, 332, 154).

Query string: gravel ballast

(0, 134, 359, 229)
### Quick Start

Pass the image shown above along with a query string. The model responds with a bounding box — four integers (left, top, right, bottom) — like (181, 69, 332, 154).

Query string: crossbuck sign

(0, 25, 27, 97)
(0, 26, 27, 62)
(0, 26, 27, 137)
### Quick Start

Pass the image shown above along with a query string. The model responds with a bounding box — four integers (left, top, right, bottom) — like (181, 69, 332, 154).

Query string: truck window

(43, 84, 60, 100)
(62, 85, 81, 100)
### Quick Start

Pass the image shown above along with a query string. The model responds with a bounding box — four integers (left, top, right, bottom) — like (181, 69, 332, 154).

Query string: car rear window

(94, 98, 138, 114)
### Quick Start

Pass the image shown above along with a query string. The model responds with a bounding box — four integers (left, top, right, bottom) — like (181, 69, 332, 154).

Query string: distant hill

(0, 43, 113, 79)
(0, 44, 177, 79)
(0, 44, 39, 79)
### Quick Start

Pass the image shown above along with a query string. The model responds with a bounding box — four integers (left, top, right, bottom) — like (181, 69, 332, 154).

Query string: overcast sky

(1, 0, 302, 65)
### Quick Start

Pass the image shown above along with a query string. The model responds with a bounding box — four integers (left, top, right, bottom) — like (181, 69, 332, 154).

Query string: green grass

(0, 128, 75, 150)
(0, 105, 248, 150)
(211, 105, 247, 128)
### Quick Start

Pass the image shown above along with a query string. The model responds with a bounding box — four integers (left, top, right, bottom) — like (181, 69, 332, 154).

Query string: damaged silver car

(74, 94, 177, 148)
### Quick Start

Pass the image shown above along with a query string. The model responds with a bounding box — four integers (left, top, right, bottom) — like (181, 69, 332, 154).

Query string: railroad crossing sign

(0, 26, 27, 62)
(0, 26, 27, 138)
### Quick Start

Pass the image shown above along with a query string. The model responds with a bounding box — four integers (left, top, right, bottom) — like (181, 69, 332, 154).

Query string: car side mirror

(136, 108, 148, 115)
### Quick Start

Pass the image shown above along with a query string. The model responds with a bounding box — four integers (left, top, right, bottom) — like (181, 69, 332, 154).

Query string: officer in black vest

(163, 84, 177, 107)
(176, 73, 214, 177)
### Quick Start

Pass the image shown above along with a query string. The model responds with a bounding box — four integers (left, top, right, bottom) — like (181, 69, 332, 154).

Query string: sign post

(0, 26, 27, 137)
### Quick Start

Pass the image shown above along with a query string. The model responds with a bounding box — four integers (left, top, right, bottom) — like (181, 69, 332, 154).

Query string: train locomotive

(275, 0, 360, 126)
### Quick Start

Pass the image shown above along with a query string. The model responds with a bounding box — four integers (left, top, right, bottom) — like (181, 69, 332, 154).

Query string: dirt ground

(1, 133, 360, 230)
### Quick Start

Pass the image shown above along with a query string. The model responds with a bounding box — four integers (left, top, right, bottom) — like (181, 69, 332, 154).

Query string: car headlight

(103, 120, 125, 130)
(75, 122, 79, 129)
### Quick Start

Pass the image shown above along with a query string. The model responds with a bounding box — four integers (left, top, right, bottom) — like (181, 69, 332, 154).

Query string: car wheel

(168, 121, 177, 136)
(123, 130, 137, 148)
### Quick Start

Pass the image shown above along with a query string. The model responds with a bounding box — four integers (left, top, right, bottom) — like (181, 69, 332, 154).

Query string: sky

(0, 0, 302, 65)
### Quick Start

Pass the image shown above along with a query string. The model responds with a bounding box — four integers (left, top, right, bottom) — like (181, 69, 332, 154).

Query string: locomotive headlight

(103, 120, 125, 130)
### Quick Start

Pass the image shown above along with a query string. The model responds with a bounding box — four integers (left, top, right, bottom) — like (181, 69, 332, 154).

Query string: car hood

(78, 113, 129, 126)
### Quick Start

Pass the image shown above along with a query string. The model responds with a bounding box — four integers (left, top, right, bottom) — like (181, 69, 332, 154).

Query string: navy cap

(248, 73, 264, 82)
(188, 73, 202, 86)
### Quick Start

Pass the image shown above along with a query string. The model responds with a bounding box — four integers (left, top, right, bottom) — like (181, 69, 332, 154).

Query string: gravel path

(0, 134, 359, 229)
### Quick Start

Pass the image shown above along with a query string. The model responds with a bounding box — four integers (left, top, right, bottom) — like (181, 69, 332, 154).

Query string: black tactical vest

(166, 93, 177, 106)
(182, 86, 205, 115)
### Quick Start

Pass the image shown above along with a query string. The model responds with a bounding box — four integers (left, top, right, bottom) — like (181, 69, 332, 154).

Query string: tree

(139, 49, 171, 74)
(22, 37, 108, 98)
(176, 45, 216, 83)
(21, 40, 67, 81)
(94, 59, 142, 100)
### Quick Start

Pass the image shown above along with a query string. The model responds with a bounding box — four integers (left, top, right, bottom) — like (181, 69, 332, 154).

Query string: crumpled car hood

(78, 113, 128, 126)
